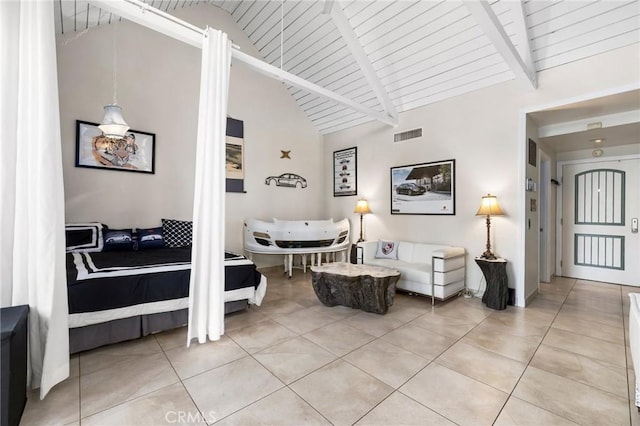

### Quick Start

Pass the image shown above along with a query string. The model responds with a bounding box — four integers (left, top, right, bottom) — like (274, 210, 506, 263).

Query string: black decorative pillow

(137, 227, 164, 249)
(65, 223, 104, 253)
(103, 229, 134, 251)
(162, 219, 192, 248)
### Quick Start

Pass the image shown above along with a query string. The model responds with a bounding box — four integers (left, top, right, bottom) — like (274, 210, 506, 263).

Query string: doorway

(522, 86, 640, 302)
(559, 157, 640, 286)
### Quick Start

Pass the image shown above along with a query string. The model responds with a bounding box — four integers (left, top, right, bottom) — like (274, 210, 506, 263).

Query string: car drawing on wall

(265, 173, 307, 188)
(396, 183, 427, 196)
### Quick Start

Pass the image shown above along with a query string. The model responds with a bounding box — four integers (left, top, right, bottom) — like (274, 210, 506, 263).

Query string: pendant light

(99, 21, 129, 139)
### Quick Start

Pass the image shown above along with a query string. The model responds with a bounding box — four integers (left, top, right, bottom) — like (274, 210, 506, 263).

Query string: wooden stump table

(310, 262, 400, 314)
(475, 257, 508, 310)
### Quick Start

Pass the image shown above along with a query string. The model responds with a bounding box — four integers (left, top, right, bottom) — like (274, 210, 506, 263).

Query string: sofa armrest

(432, 247, 465, 259)
(357, 241, 378, 263)
(432, 247, 465, 274)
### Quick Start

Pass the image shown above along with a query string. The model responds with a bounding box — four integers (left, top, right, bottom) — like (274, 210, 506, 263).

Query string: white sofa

(357, 240, 466, 304)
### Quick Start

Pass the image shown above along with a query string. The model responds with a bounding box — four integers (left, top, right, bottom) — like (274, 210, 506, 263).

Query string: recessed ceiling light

(592, 149, 603, 157)
(590, 138, 605, 144)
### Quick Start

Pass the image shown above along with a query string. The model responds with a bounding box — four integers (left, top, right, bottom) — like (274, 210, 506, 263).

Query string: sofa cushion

(366, 259, 432, 284)
(375, 240, 399, 259)
(393, 262, 431, 283)
(411, 244, 447, 263)
(397, 242, 414, 262)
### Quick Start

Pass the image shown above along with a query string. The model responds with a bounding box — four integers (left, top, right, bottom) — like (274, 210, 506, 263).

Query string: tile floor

(19, 268, 640, 426)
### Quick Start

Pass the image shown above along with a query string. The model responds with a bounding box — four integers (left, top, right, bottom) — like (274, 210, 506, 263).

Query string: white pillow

(375, 240, 399, 259)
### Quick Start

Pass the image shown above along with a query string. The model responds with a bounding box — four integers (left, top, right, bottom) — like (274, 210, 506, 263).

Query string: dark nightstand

(1, 305, 29, 426)
(475, 257, 508, 310)
(350, 243, 363, 264)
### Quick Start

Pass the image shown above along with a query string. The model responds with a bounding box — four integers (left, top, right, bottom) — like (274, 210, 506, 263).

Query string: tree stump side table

(310, 262, 400, 314)
(475, 257, 508, 310)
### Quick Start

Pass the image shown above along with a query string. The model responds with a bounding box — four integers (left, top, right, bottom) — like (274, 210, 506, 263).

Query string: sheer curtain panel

(187, 28, 231, 345)
(0, 0, 69, 398)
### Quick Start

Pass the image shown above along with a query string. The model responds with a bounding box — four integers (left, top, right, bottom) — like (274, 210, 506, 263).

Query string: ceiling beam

(322, 0, 334, 15)
(465, 0, 537, 89)
(325, 1, 398, 123)
(508, 0, 535, 79)
(89, 0, 397, 127)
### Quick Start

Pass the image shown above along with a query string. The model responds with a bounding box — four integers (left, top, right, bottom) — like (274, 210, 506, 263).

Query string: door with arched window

(561, 158, 639, 286)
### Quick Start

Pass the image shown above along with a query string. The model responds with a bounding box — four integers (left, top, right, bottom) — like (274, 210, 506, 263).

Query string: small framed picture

(528, 138, 537, 167)
(333, 147, 357, 196)
(75, 120, 155, 174)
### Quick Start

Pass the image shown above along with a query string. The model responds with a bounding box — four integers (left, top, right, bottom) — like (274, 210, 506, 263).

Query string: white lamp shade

(98, 104, 129, 138)
(354, 199, 371, 214)
(476, 194, 504, 216)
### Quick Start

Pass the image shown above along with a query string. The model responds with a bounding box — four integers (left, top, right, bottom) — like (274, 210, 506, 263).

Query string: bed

(66, 247, 266, 353)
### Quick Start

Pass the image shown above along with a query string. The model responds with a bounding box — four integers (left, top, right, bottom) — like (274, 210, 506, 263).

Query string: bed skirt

(69, 300, 248, 354)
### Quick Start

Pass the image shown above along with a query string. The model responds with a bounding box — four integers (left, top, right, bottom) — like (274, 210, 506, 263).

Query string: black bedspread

(66, 248, 261, 314)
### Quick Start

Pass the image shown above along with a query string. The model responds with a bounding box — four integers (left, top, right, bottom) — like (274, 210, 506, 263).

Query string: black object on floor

(1, 304, 29, 426)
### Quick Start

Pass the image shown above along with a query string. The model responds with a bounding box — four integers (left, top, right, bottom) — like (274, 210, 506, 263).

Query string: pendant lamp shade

(98, 104, 129, 139)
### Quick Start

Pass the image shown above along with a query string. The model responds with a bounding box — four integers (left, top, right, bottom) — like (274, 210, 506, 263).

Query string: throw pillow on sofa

(375, 240, 399, 259)
(65, 223, 105, 253)
(137, 227, 165, 249)
(103, 229, 135, 251)
(162, 218, 192, 248)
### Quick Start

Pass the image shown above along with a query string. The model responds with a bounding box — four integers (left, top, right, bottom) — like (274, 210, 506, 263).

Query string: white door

(561, 158, 640, 286)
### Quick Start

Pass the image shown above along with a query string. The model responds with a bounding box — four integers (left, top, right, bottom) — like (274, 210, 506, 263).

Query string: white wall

(57, 4, 322, 266)
(524, 117, 540, 302)
(323, 45, 639, 306)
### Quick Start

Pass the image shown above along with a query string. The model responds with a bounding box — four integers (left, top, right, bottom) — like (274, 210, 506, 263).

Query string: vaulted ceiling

(55, 0, 640, 136)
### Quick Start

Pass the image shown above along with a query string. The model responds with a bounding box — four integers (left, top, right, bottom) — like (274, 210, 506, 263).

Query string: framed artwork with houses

(390, 159, 455, 215)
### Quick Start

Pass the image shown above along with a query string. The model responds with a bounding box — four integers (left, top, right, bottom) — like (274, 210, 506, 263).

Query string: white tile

(183, 356, 283, 420)
(290, 359, 393, 425)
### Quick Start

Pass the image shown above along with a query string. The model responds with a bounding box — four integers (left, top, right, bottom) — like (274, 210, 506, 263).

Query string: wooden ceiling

(55, 0, 640, 136)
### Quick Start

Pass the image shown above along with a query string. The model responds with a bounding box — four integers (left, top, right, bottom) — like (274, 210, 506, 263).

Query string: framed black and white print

(528, 138, 537, 167)
(226, 117, 245, 193)
(333, 147, 357, 197)
(75, 120, 155, 174)
(391, 159, 455, 215)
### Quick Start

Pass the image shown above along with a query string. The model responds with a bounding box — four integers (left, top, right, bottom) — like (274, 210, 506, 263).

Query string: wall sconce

(353, 199, 371, 243)
(475, 194, 504, 260)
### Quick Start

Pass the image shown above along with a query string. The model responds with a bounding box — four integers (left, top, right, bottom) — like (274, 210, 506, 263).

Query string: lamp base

(479, 250, 497, 260)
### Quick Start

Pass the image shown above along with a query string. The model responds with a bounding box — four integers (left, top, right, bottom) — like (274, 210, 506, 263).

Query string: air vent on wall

(394, 128, 423, 143)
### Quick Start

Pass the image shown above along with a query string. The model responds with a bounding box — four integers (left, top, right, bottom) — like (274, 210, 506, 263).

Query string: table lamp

(476, 194, 504, 260)
(354, 199, 371, 243)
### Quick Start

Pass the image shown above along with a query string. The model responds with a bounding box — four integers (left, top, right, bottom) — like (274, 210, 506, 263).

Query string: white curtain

(187, 28, 231, 344)
(0, 0, 69, 398)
